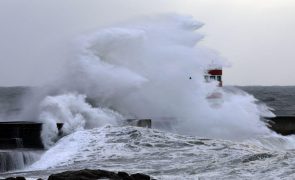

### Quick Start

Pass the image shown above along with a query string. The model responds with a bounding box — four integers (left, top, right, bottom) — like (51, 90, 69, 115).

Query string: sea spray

(16, 15, 295, 179)
(33, 14, 274, 147)
(39, 93, 123, 148)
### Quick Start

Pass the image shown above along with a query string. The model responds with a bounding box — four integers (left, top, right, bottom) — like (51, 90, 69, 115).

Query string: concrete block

(125, 119, 152, 128)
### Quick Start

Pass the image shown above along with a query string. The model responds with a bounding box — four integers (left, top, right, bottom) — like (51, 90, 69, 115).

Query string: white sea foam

(33, 14, 276, 147)
(39, 93, 123, 148)
(26, 126, 295, 179)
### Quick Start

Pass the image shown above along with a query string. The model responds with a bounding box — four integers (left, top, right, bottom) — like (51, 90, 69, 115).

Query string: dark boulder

(47, 169, 154, 180)
(117, 172, 132, 180)
(130, 173, 151, 180)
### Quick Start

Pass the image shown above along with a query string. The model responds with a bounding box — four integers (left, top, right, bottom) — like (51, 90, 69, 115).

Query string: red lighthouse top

(204, 68, 223, 87)
(208, 69, 222, 76)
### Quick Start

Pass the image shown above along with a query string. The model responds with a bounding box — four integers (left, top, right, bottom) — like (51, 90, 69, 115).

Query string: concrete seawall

(0, 121, 63, 149)
(0, 119, 151, 172)
(265, 116, 295, 135)
(0, 122, 63, 172)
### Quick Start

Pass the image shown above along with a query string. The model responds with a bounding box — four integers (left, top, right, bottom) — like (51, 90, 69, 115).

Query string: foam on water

(25, 126, 295, 179)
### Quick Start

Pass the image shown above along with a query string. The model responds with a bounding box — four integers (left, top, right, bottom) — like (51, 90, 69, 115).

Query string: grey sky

(0, 0, 294, 86)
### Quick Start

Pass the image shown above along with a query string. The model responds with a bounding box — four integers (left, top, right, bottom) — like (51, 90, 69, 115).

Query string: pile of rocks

(2, 169, 155, 180)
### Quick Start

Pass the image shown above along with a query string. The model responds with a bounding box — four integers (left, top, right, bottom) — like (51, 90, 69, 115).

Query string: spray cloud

(36, 14, 273, 147)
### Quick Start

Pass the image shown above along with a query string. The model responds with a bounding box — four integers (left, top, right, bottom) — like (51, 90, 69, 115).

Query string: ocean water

(0, 86, 295, 179)
(240, 86, 295, 116)
(1, 15, 295, 179)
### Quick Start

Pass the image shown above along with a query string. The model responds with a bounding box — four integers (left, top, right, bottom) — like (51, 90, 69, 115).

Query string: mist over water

(26, 14, 275, 148)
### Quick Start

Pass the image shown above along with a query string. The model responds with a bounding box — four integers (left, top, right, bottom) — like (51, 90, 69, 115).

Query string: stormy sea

(1, 86, 295, 179)
(1, 15, 295, 179)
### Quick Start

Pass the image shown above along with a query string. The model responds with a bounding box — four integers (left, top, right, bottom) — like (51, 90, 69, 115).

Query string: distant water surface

(240, 86, 295, 116)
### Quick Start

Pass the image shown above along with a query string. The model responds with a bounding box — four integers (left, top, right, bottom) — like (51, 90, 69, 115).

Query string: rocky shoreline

(1, 169, 155, 180)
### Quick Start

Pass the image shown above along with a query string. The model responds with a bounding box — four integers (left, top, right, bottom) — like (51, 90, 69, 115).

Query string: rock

(117, 172, 132, 180)
(48, 169, 118, 180)
(47, 169, 153, 180)
(130, 173, 151, 180)
(15, 177, 26, 180)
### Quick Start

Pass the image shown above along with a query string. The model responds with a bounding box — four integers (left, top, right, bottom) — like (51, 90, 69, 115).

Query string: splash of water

(39, 93, 123, 148)
(0, 150, 41, 172)
(36, 14, 274, 147)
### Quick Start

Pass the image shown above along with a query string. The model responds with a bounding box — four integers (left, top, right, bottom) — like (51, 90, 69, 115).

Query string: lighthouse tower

(204, 68, 223, 87)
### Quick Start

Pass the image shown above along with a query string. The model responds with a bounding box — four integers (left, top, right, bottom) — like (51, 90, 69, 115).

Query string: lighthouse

(204, 68, 222, 87)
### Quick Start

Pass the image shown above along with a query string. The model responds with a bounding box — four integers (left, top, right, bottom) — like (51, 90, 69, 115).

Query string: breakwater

(0, 122, 63, 172)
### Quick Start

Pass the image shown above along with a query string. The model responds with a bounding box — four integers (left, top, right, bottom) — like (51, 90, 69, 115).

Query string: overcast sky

(0, 0, 294, 86)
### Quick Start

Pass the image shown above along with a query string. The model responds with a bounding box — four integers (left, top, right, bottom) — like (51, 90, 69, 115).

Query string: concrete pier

(125, 119, 152, 128)
(0, 149, 42, 172)
(265, 116, 295, 135)
(1, 116, 295, 151)
(0, 121, 63, 149)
